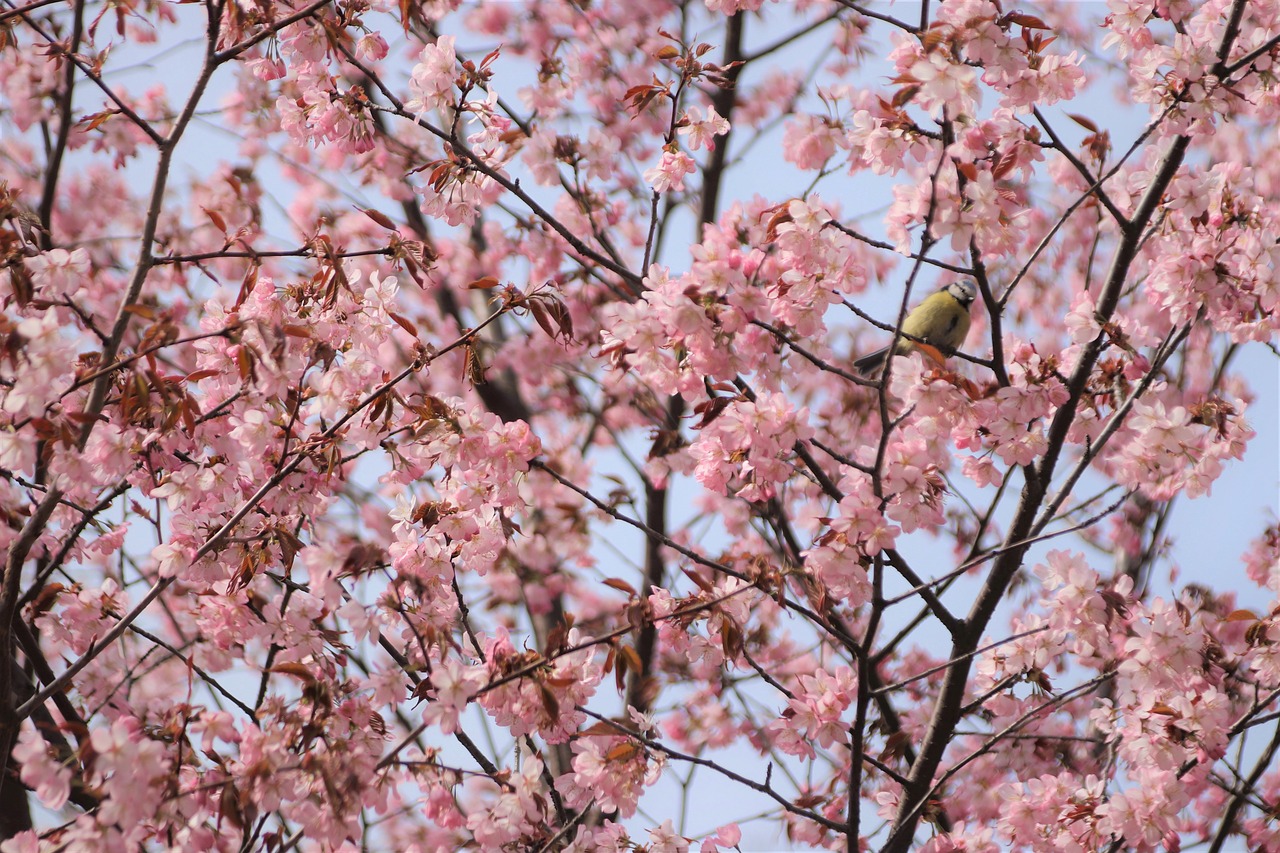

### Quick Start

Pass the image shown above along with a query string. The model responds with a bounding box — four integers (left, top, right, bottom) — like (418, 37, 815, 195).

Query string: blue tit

(853, 280, 976, 376)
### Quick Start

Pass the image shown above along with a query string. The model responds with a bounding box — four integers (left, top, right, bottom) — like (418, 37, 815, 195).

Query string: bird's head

(945, 280, 977, 306)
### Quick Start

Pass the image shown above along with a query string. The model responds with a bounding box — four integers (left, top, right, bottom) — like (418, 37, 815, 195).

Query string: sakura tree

(1, 0, 1278, 849)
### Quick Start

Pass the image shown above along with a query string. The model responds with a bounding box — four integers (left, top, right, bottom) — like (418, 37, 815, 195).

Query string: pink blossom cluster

(0, 0, 1276, 850)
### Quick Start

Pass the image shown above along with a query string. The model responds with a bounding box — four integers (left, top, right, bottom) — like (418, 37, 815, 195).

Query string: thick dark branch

(626, 394, 683, 714)
(36, 0, 85, 245)
(697, 13, 744, 227)
(1205, 713, 1280, 851)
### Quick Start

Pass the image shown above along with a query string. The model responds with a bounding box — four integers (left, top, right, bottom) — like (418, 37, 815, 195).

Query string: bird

(853, 280, 976, 376)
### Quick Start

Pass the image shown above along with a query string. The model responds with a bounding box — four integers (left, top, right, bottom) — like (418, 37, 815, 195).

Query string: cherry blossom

(645, 149, 698, 194)
(0, 0, 1274, 850)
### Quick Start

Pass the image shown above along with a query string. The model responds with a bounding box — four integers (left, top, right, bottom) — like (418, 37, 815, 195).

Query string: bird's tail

(853, 346, 890, 376)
